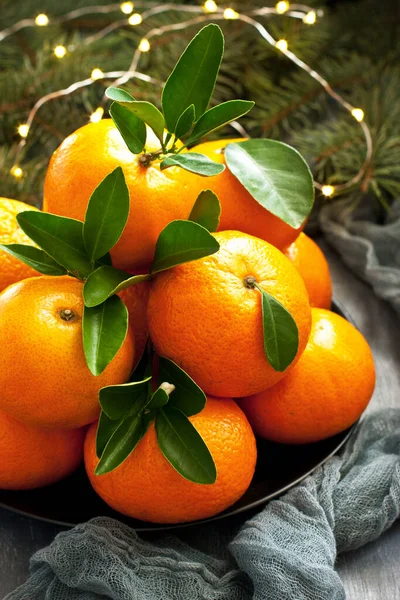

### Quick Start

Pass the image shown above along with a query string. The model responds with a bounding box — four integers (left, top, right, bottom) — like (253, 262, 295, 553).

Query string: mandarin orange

(190, 139, 305, 250)
(0, 409, 85, 490)
(0, 197, 40, 292)
(240, 308, 375, 444)
(43, 120, 201, 272)
(284, 233, 332, 309)
(0, 276, 135, 429)
(147, 231, 311, 398)
(85, 397, 257, 523)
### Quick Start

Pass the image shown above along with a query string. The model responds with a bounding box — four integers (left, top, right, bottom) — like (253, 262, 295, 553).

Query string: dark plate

(0, 299, 355, 531)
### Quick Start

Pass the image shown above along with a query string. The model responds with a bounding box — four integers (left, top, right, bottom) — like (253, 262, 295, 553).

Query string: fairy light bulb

(223, 8, 239, 19)
(276, 1, 289, 14)
(10, 165, 23, 178)
(351, 108, 364, 122)
(91, 68, 104, 80)
(120, 2, 134, 14)
(322, 185, 335, 197)
(128, 13, 142, 25)
(276, 39, 288, 52)
(138, 38, 150, 52)
(17, 124, 29, 138)
(35, 13, 49, 26)
(54, 45, 67, 58)
(89, 107, 104, 123)
(203, 0, 218, 13)
(303, 10, 317, 25)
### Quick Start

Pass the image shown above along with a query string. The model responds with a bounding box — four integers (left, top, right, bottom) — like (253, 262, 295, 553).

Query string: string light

(54, 45, 67, 58)
(203, 0, 218, 13)
(275, 2, 289, 15)
(128, 13, 142, 26)
(91, 68, 104, 80)
(89, 107, 104, 123)
(303, 10, 317, 25)
(138, 38, 150, 52)
(223, 8, 239, 20)
(35, 14, 49, 26)
(17, 124, 29, 138)
(10, 165, 23, 178)
(2, 2, 373, 196)
(120, 2, 134, 14)
(322, 185, 335, 197)
(275, 39, 288, 52)
(351, 108, 364, 122)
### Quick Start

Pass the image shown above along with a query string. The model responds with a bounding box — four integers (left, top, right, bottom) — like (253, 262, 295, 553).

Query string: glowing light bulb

(351, 108, 364, 122)
(10, 165, 23, 178)
(223, 8, 239, 19)
(54, 45, 67, 58)
(35, 13, 49, 26)
(303, 10, 316, 25)
(275, 39, 288, 52)
(90, 107, 104, 123)
(91, 68, 104, 80)
(17, 124, 29, 138)
(138, 38, 150, 52)
(204, 0, 218, 13)
(128, 13, 142, 25)
(120, 1, 134, 14)
(276, 1, 289, 14)
(322, 185, 335, 197)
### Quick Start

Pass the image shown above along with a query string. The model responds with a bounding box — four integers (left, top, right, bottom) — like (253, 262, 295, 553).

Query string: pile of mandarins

(0, 120, 375, 525)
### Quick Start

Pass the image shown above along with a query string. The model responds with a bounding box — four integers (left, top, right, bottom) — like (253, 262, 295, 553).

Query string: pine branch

(0, 0, 399, 210)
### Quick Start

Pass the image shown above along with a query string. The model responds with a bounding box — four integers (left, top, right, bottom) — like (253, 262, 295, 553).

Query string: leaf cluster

(96, 354, 216, 484)
(1, 174, 221, 376)
(105, 24, 254, 177)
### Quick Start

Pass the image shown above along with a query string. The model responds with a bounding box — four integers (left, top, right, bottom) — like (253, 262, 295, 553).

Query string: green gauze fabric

(320, 197, 400, 316)
(6, 409, 400, 600)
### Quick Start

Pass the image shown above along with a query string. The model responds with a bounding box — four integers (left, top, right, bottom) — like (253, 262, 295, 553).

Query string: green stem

(164, 132, 172, 147)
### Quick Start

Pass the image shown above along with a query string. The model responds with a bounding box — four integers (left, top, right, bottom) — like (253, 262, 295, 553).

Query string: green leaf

(161, 24, 224, 132)
(175, 104, 195, 139)
(83, 265, 151, 307)
(106, 87, 135, 102)
(16, 212, 93, 278)
(83, 167, 130, 262)
(83, 295, 129, 376)
(188, 190, 221, 232)
(109, 102, 146, 154)
(156, 406, 216, 484)
(95, 405, 145, 475)
(188, 100, 254, 145)
(0, 244, 67, 276)
(256, 284, 299, 372)
(225, 139, 314, 229)
(99, 376, 152, 420)
(160, 153, 225, 177)
(159, 357, 206, 417)
(152, 220, 220, 273)
(96, 411, 120, 458)
(146, 386, 169, 410)
(114, 101, 165, 145)
(131, 343, 152, 382)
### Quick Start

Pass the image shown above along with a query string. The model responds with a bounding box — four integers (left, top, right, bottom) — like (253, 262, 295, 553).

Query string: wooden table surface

(1, 242, 399, 599)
